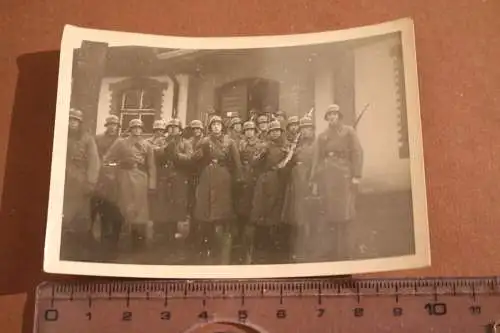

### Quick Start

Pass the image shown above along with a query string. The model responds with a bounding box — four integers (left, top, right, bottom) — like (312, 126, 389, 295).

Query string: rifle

(354, 103, 370, 129)
(275, 106, 314, 169)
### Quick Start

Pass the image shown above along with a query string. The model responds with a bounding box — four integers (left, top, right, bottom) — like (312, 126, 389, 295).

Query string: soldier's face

(193, 128, 202, 137)
(68, 118, 80, 131)
(288, 124, 299, 133)
(244, 129, 255, 138)
(211, 122, 222, 134)
(233, 123, 242, 133)
(269, 129, 281, 140)
(153, 129, 165, 136)
(257, 121, 268, 131)
(171, 126, 180, 135)
(327, 112, 340, 126)
(130, 126, 142, 136)
(107, 123, 118, 134)
(301, 127, 314, 138)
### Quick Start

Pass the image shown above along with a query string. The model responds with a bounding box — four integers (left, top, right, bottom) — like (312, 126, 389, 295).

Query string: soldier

(147, 119, 168, 235)
(147, 119, 168, 148)
(92, 114, 123, 255)
(185, 119, 205, 255)
(233, 120, 264, 264)
(154, 118, 193, 256)
(192, 115, 242, 264)
(250, 120, 291, 264)
(310, 104, 364, 261)
(281, 116, 317, 262)
(227, 117, 243, 146)
(285, 116, 300, 143)
(274, 110, 287, 128)
(255, 114, 269, 141)
(103, 118, 157, 251)
(61, 108, 100, 261)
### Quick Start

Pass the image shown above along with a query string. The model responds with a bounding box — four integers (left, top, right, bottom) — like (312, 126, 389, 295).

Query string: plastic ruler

(34, 276, 500, 332)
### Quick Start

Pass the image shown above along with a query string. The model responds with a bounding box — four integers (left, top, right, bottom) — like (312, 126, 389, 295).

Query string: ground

(62, 190, 415, 265)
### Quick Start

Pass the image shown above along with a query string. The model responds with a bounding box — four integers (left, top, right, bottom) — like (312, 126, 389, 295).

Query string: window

(120, 88, 156, 134)
(109, 77, 170, 136)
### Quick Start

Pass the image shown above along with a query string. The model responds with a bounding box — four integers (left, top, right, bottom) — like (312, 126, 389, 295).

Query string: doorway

(215, 78, 280, 121)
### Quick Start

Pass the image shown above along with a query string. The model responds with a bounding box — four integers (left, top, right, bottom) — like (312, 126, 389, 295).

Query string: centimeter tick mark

(395, 285, 399, 303)
(433, 285, 438, 302)
(50, 286, 55, 307)
(356, 284, 361, 304)
(88, 295, 92, 308)
(126, 289, 130, 307)
(472, 284, 477, 302)
(240, 285, 245, 306)
(222, 285, 226, 299)
(279, 285, 283, 305)
(164, 287, 168, 307)
(318, 285, 322, 305)
(146, 291, 150, 300)
(452, 284, 457, 296)
(202, 287, 207, 307)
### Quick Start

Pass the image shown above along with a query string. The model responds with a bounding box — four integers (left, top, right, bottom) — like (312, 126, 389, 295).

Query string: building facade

(72, 33, 410, 194)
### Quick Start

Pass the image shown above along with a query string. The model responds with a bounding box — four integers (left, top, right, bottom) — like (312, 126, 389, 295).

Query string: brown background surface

(0, 0, 499, 332)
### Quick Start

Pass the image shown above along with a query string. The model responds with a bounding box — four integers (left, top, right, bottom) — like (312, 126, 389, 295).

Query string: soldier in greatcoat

(285, 116, 300, 143)
(185, 119, 205, 253)
(227, 117, 243, 147)
(154, 118, 193, 254)
(147, 119, 168, 230)
(255, 114, 269, 141)
(147, 119, 168, 148)
(281, 116, 317, 262)
(92, 114, 123, 254)
(103, 118, 157, 251)
(310, 104, 364, 261)
(233, 120, 265, 264)
(192, 115, 242, 264)
(61, 108, 100, 260)
(250, 120, 291, 264)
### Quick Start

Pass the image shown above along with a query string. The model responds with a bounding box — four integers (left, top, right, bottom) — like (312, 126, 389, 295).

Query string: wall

(193, 52, 315, 122)
(353, 35, 411, 193)
(95, 75, 178, 134)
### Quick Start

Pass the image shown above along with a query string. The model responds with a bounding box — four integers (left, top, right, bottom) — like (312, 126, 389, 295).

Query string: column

(71, 41, 108, 134)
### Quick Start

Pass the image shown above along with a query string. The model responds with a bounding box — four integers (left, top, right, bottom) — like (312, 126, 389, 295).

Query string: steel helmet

(324, 104, 343, 120)
(190, 119, 204, 130)
(105, 114, 120, 126)
(229, 117, 243, 128)
(243, 121, 256, 131)
(153, 119, 167, 130)
(69, 108, 83, 121)
(287, 116, 300, 125)
(167, 118, 182, 129)
(268, 120, 283, 132)
(208, 115, 223, 129)
(128, 118, 143, 128)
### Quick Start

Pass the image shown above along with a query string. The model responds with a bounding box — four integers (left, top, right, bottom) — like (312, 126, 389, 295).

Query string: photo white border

(43, 17, 430, 279)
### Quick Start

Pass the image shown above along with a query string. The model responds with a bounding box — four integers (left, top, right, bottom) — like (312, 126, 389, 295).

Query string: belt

(162, 161, 175, 168)
(326, 151, 347, 159)
(209, 159, 227, 166)
(119, 162, 147, 173)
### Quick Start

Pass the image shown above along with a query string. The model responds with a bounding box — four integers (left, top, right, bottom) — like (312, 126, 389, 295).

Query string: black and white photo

(43, 18, 430, 278)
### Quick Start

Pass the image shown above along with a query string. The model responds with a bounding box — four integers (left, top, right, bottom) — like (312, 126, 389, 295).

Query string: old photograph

(43, 18, 430, 278)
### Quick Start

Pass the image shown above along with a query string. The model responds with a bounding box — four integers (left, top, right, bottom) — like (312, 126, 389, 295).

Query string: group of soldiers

(61, 103, 364, 265)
